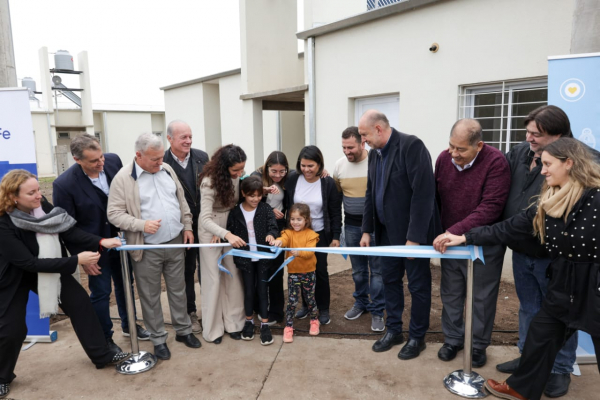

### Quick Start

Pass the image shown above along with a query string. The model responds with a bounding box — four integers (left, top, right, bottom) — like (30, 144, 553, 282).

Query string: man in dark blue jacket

(163, 120, 209, 333)
(53, 134, 149, 351)
(359, 110, 439, 360)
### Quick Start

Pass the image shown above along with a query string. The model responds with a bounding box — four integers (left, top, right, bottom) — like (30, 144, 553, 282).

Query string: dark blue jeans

(376, 225, 431, 339)
(88, 251, 136, 339)
(344, 224, 384, 316)
(512, 251, 577, 374)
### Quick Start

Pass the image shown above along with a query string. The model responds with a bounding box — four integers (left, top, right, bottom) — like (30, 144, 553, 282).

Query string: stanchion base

(115, 351, 157, 375)
(443, 369, 487, 398)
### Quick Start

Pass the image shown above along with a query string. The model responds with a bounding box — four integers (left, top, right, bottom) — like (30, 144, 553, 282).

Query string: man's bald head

(448, 119, 484, 168)
(450, 119, 482, 146)
(358, 109, 392, 149)
(360, 109, 390, 130)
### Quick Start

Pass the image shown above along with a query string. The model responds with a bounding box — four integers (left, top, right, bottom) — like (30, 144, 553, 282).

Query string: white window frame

(460, 79, 548, 152)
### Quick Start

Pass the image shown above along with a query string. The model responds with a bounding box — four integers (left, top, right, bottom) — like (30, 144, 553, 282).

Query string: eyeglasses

(269, 169, 287, 176)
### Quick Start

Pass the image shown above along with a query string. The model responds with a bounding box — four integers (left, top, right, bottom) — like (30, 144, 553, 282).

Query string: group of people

(0, 105, 599, 400)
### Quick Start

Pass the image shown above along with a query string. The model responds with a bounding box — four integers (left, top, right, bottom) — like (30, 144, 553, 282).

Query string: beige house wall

(102, 112, 154, 163)
(240, 0, 303, 95)
(164, 83, 206, 151)
(219, 73, 245, 159)
(303, 0, 366, 29)
(31, 112, 55, 177)
(311, 0, 576, 174)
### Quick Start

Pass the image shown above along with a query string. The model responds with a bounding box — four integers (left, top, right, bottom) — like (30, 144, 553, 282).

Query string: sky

(9, 0, 242, 110)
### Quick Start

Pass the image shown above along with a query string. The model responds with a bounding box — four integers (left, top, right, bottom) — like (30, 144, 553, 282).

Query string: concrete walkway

(13, 318, 600, 399)
(12, 257, 599, 399)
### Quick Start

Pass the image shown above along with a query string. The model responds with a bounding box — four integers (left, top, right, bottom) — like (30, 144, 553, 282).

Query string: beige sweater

(199, 176, 239, 239)
(107, 160, 192, 261)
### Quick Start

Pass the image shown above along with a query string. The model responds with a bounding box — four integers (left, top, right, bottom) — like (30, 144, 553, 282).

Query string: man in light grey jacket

(108, 133, 200, 360)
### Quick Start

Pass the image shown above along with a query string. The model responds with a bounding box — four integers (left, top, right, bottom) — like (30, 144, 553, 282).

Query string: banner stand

(443, 259, 487, 398)
(114, 232, 157, 374)
(23, 292, 57, 348)
(548, 52, 600, 366)
(0, 88, 52, 347)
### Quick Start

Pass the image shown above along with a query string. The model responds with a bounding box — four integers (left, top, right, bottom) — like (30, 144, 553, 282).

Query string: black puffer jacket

(226, 202, 279, 273)
(466, 189, 600, 335)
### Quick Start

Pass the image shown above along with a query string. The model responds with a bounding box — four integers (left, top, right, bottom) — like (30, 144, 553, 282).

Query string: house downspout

(307, 36, 316, 145)
(102, 111, 109, 152)
(46, 113, 57, 175)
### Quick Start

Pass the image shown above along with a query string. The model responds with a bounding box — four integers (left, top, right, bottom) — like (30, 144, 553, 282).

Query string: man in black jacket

(53, 134, 149, 351)
(499, 105, 581, 398)
(163, 120, 209, 334)
(359, 110, 439, 361)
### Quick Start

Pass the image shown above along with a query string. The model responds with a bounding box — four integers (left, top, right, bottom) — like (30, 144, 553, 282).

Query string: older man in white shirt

(108, 133, 200, 360)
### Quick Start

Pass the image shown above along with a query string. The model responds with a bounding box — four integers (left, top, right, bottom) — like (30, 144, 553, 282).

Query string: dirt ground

(52, 263, 520, 346)
(280, 263, 519, 345)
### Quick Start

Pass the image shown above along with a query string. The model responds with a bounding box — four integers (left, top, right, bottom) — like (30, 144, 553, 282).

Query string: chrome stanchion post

(115, 232, 157, 374)
(443, 258, 487, 398)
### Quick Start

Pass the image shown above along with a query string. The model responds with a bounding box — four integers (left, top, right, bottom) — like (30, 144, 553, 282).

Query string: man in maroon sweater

(433, 119, 510, 367)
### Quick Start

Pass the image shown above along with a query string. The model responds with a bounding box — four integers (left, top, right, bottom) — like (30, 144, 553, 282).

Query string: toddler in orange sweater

(273, 203, 320, 343)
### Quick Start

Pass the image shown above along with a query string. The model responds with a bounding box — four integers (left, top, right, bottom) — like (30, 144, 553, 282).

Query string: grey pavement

(12, 256, 599, 399)
(13, 319, 600, 399)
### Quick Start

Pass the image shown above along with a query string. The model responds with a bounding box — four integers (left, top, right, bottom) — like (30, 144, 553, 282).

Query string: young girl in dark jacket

(226, 176, 279, 345)
(252, 151, 291, 325)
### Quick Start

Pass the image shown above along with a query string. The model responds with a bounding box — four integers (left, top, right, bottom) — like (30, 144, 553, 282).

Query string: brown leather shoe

(484, 379, 526, 400)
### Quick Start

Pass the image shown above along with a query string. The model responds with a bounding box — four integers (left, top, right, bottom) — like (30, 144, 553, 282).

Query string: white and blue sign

(0, 88, 52, 343)
(548, 53, 600, 150)
(0, 88, 37, 176)
(549, 53, 600, 364)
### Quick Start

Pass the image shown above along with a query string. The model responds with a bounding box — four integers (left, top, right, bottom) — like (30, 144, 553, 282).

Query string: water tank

(54, 50, 74, 70)
(22, 77, 37, 92)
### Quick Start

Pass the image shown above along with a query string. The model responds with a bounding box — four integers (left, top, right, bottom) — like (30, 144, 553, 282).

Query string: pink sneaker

(309, 319, 320, 336)
(283, 326, 294, 343)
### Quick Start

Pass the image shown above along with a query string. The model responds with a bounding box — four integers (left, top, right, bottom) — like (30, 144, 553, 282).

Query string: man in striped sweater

(333, 127, 385, 332)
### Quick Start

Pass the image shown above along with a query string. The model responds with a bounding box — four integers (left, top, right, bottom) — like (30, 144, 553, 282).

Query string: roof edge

(160, 68, 241, 91)
(296, 0, 443, 40)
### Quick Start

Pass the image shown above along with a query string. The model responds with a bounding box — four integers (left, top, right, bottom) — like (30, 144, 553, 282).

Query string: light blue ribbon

(116, 243, 484, 278)
(217, 247, 283, 277)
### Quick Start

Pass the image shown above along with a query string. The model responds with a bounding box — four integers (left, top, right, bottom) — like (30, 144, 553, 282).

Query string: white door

(355, 95, 400, 128)
(355, 95, 400, 150)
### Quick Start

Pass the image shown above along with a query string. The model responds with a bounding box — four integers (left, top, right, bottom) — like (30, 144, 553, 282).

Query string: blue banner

(0, 88, 50, 342)
(548, 54, 600, 150)
(548, 53, 599, 363)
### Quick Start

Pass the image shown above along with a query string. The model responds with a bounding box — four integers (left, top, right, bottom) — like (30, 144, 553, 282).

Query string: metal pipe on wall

(307, 37, 316, 145)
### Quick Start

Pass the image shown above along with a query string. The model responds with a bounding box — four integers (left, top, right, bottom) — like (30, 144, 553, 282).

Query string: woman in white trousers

(198, 145, 248, 343)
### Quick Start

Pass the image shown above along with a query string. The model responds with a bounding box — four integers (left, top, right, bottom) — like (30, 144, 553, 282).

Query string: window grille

(367, 0, 405, 10)
(459, 80, 547, 152)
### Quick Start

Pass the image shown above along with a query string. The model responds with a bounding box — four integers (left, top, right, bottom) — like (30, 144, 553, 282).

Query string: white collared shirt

(170, 150, 190, 169)
(135, 162, 184, 244)
(452, 152, 480, 172)
(86, 170, 110, 195)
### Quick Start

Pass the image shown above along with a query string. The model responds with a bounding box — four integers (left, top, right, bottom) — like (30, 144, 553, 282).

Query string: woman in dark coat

(0, 170, 127, 399)
(285, 145, 342, 325)
(437, 138, 600, 400)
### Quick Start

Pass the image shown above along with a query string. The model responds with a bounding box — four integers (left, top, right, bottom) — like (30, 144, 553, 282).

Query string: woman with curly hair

(198, 144, 247, 343)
